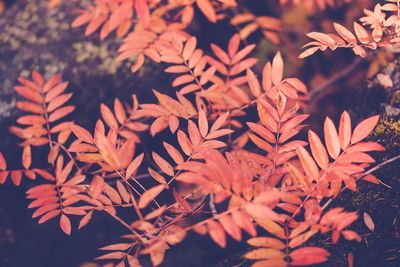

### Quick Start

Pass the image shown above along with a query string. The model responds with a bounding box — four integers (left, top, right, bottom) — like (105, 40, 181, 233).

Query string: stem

(51, 141, 80, 170)
(321, 154, 400, 211)
(105, 209, 145, 242)
(308, 57, 365, 104)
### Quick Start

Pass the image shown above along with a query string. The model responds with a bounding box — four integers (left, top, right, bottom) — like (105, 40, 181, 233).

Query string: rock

(334, 58, 400, 267)
(0, 0, 166, 128)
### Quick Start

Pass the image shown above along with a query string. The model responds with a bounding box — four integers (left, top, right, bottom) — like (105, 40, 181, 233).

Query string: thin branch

(321, 154, 400, 211)
(105, 210, 145, 242)
(308, 57, 365, 104)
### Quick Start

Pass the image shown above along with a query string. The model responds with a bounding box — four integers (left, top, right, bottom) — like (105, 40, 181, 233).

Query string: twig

(105, 210, 145, 242)
(308, 57, 365, 104)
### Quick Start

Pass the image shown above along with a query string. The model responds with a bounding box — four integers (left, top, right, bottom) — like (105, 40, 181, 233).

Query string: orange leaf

(60, 214, 71, 235)
(244, 248, 285, 260)
(271, 52, 283, 85)
(183, 37, 197, 61)
(177, 130, 193, 156)
(116, 180, 130, 203)
(22, 145, 32, 169)
(339, 111, 352, 149)
(96, 132, 121, 168)
(135, 0, 150, 26)
(152, 152, 174, 177)
(71, 124, 93, 143)
(299, 47, 320, 59)
(255, 217, 285, 239)
(109, 2, 132, 30)
(219, 214, 242, 241)
(103, 183, 122, 205)
(351, 115, 379, 144)
(324, 117, 341, 159)
(173, 189, 192, 212)
(290, 246, 329, 266)
(354, 22, 369, 44)
(49, 106, 75, 122)
(247, 237, 285, 249)
(333, 23, 356, 44)
(126, 153, 144, 178)
(207, 220, 227, 247)
(307, 32, 336, 47)
(39, 210, 61, 224)
(114, 98, 127, 124)
(308, 130, 329, 170)
(363, 212, 375, 232)
(101, 103, 119, 129)
(210, 112, 230, 132)
(196, 0, 217, 23)
(296, 146, 319, 180)
(0, 152, 7, 170)
(78, 210, 93, 230)
(251, 259, 287, 267)
(89, 175, 105, 199)
(47, 93, 73, 112)
(45, 82, 69, 101)
(149, 166, 167, 184)
(232, 210, 256, 236)
(11, 171, 22, 186)
(138, 184, 165, 209)
(163, 142, 184, 165)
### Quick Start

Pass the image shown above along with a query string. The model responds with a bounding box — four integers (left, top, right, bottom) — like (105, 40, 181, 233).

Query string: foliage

(0, 0, 395, 267)
(301, 0, 400, 58)
(0, 60, 383, 266)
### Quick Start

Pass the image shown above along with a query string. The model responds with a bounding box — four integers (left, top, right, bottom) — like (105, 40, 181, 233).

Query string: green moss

(72, 41, 121, 75)
(350, 190, 383, 208)
(390, 90, 400, 106)
(373, 117, 400, 141)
